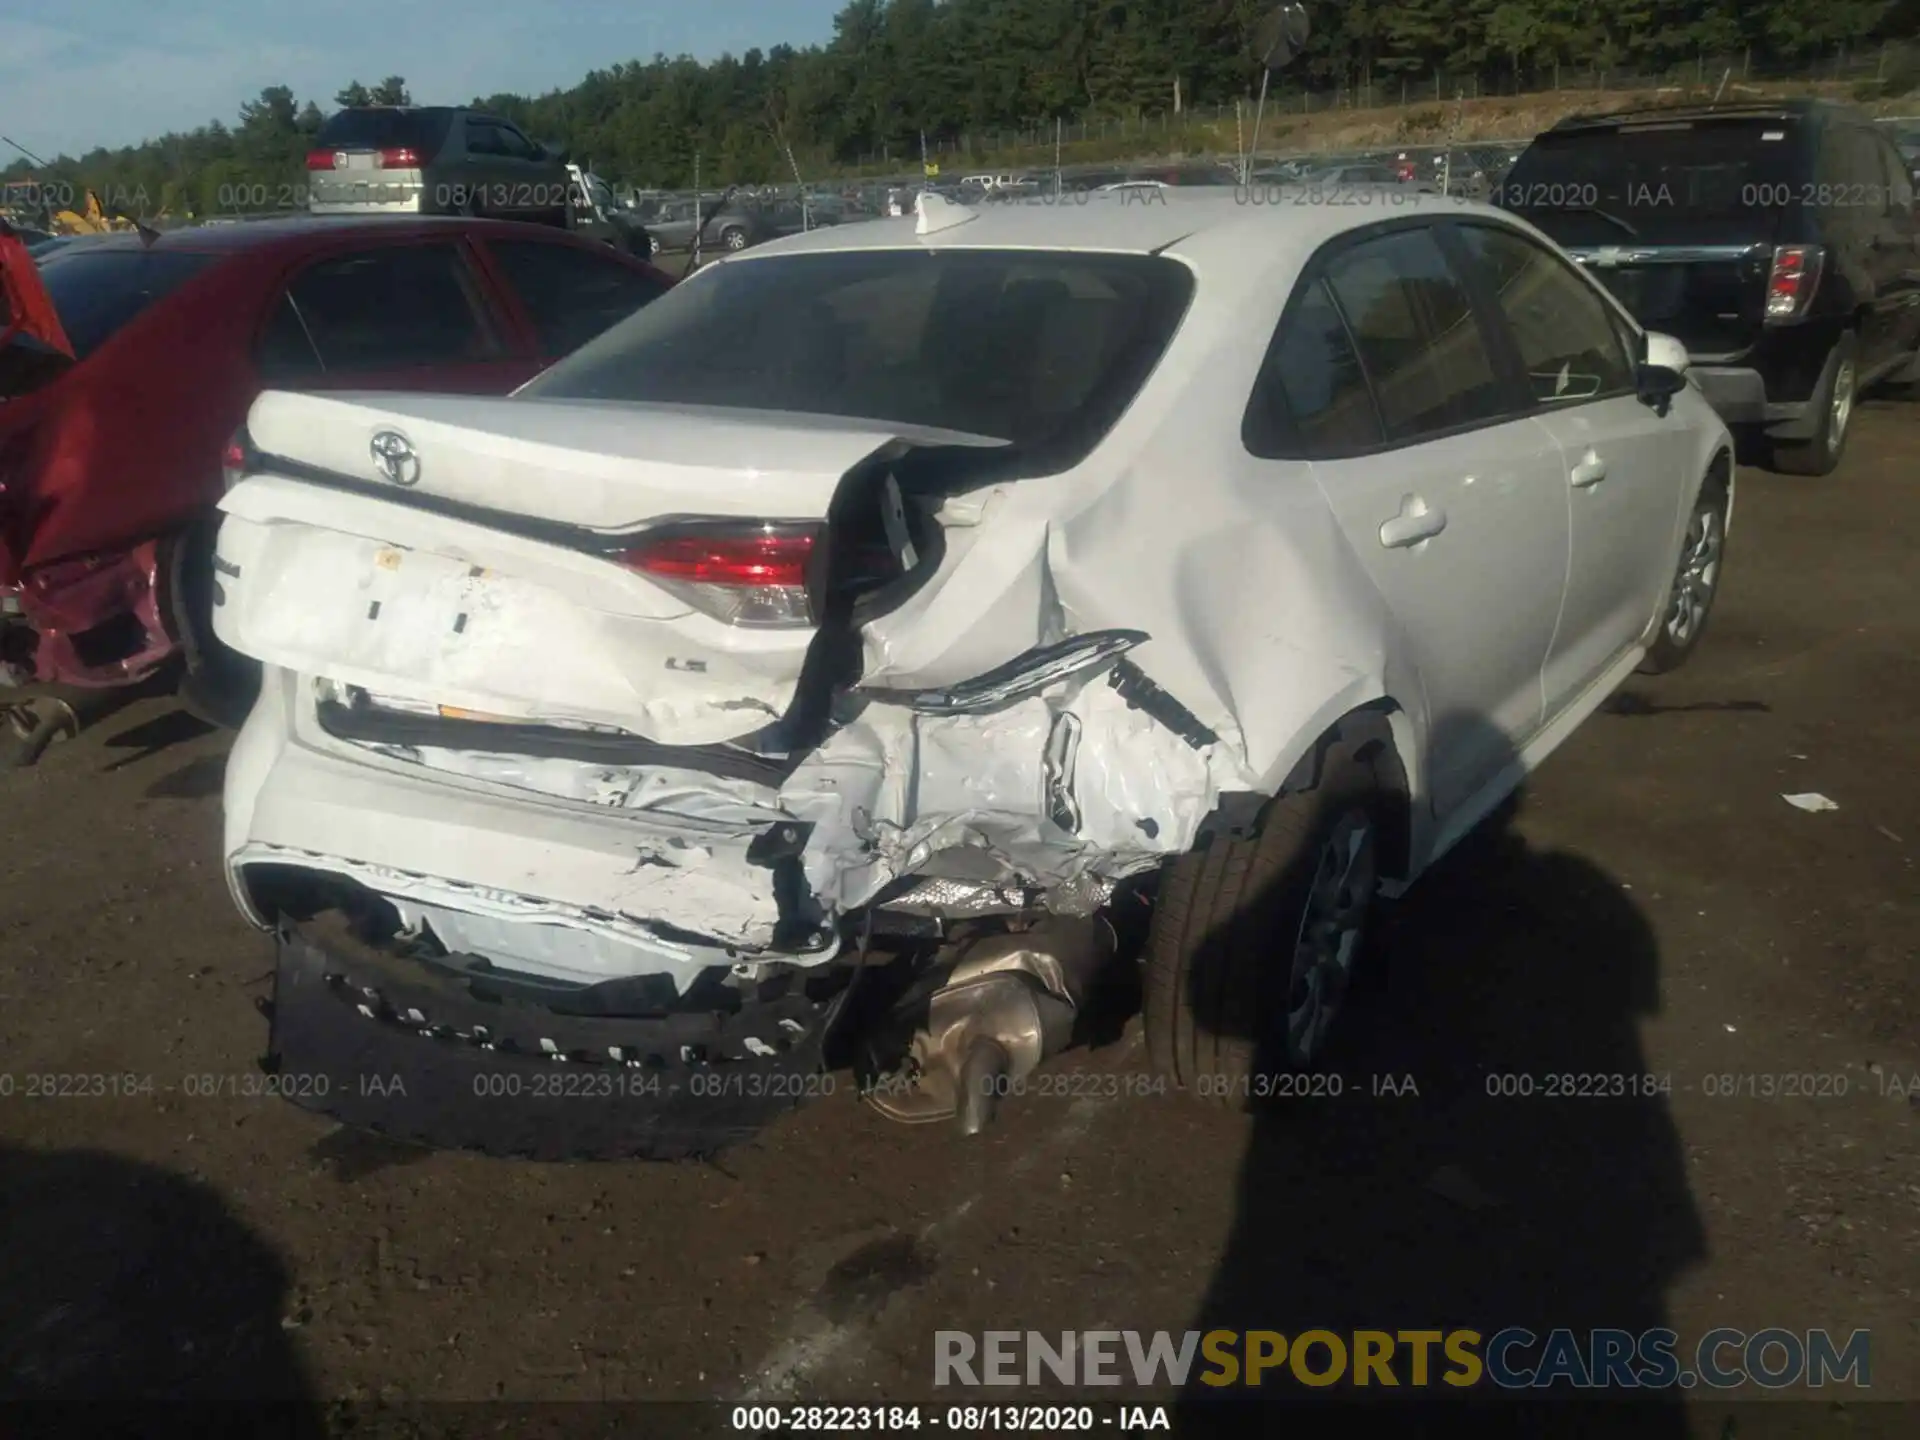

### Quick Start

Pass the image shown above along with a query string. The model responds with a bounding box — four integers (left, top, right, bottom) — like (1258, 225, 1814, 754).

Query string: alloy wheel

(1665, 499, 1723, 647)
(1828, 357, 1856, 455)
(1284, 808, 1377, 1064)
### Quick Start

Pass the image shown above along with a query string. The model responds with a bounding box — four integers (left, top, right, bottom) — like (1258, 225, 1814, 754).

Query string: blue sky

(3, 1, 849, 160)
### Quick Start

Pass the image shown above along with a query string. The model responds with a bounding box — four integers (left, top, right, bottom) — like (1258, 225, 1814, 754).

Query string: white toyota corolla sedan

(210, 187, 1734, 1158)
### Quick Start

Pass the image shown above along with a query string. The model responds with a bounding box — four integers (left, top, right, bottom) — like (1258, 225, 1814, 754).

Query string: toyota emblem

(369, 430, 421, 486)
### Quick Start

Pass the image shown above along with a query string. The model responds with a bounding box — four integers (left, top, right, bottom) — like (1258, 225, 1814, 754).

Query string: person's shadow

(1174, 712, 1706, 1434)
(0, 1144, 321, 1436)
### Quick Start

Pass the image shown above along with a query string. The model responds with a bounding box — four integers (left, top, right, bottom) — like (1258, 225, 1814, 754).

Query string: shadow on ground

(0, 1144, 321, 1436)
(1174, 713, 1706, 1434)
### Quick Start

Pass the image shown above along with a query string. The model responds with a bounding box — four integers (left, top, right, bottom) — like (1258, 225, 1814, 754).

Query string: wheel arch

(1196, 696, 1420, 886)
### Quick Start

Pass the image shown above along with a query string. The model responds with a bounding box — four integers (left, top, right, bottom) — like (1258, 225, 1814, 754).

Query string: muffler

(862, 915, 1115, 1134)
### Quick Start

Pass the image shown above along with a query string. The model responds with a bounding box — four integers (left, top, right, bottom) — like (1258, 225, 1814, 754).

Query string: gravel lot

(0, 393, 1914, 1434)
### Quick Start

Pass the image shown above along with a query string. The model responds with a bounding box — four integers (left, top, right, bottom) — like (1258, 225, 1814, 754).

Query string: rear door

(478, 235, 670, 364)
(1820, 122, 1906, 372)
(1247, 221, 1571, 817)
(1866, 126, 1920, 364)
(1504, 115, 1805, 359)
(253, 236, 541, 394)
(1448, 220, 1690, 713)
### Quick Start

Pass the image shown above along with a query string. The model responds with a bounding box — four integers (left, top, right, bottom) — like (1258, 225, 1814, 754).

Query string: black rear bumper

(263, 916, 847, 1161)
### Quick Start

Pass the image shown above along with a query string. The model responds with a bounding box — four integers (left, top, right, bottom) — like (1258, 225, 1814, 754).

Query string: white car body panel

(216, 192, 1734, 992)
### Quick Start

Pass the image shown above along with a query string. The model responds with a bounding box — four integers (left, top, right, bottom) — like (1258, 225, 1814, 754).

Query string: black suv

(1498, 99, 1920, 474)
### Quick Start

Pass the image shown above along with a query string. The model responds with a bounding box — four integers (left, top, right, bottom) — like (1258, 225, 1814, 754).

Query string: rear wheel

(165, 518, 260, 729)
(721, 225, 749, 251)
(1639, 470, 1730, 675)
(1144, 733, 1386, 1103)
(1770, 329, 1857, 476)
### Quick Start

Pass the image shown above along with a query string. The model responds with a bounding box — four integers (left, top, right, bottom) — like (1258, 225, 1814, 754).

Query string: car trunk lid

(216, 391, 993, 748)
(1566, 241, 1776, 356)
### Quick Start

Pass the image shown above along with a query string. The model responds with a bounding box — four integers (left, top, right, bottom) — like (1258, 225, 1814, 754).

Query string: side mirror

(1641, 330, 1689, 373)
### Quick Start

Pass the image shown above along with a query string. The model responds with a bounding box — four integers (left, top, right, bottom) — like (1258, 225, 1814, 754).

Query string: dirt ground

(0, 396, 1915, 1433)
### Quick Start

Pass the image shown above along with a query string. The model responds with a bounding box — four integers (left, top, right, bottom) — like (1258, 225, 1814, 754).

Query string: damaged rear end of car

(215, 239, 1228, 1156)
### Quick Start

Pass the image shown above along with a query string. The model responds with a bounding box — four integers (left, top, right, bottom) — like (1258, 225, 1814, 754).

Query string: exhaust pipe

(862, 915, 1115, 1134)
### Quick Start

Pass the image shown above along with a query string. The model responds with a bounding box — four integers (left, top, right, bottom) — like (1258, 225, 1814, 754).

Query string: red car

(0, 215, 670, 748)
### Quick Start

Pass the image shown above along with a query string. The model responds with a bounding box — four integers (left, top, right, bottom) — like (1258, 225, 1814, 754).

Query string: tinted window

(1503, 118, 1804, 240)
(487, 240, 667, 356)
(1454, 224, 1636, 403)
(1321, 228, 1508, 441)
(314, 107, 455, 156)
(33, 248, 214, 358)
(521, 250, 1193, 462)
(280, 244, 499, 371)
(255, 293, 323, 378)
(493, 126, 539, 160)
(1248, 278, 1382, 455)
(462, 121, 503, 157)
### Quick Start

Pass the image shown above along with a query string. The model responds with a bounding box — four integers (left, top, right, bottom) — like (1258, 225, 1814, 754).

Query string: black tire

(644, 230, 661, 260)
(1639, 469, 1731, 675)
(720, 225, 748, 251)
(164, 518, 260, 729)
(1144, 730, 1387, 1103)
(1770, 329, 1857, 476)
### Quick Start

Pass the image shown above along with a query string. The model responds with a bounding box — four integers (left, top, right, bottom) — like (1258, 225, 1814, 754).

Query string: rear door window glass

(278, 243, 501, 371)
(1247, 278, 1383, 455)
(1320, 227, 1509, 441)
(486, 239, 668, 356)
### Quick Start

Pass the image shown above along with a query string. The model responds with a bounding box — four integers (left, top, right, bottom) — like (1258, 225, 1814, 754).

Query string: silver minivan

(306, 107, 573, 225)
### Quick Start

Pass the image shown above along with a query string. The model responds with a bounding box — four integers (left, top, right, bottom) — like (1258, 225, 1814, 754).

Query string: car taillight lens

(617, 523, 821, 628)
(1765, 244, 1824, 323)
(378, 147, 422, 169)
(305, 151, 335, 170)
(222, 428, 253, 492)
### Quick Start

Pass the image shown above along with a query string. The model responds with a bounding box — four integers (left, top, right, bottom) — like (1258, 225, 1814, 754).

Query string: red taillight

(1765, 244, 1824, 323)
(378, 147, 422, 169)
(305, 150, 335, 170)
(618, 524, 820, 628)
(222, 428, 252, 492)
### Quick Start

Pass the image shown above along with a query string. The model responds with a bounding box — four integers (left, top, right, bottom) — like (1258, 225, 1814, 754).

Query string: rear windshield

(520, 249, 1195, 463)
(32, 248, 215, 358)
(1501, 119, 1806, 241)
(314, 108, 455, 154)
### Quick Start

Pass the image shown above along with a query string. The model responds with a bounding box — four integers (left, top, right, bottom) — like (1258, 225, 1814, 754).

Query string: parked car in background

(640, 195, 772, 253)
(1500, 99, 1920, 474)
(209, 191, 1731, 1159)
(1299, 162, 1412, 187)
(306, 107, 573, 225)
(0, 216, 669, 757)
(568, 168, 656, 258)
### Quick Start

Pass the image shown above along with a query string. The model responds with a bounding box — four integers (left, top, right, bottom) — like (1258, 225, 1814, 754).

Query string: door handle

(1378, 495, 1447, 549)
(1571, 451, 1608, 487)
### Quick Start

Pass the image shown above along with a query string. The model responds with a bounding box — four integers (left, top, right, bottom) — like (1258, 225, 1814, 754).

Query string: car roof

(45, 215, 591, 259)
(709, 188, 1523, 270)
(1548, 97, 1853, 132)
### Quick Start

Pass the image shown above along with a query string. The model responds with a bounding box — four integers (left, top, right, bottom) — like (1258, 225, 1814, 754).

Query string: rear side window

(32, 249, 214, 359)
(1321, 228, 1507, 442)
(1453, 224, 1637, 404)
(486, 240, 668, 356)
(314, 108, 455, 157)
(1247, 279, 1382, 454)
(273, 243, 500, 372)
